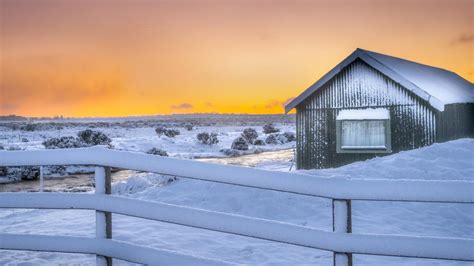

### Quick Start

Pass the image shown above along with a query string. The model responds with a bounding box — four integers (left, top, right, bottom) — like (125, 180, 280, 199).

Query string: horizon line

(0, 112, 295, 120)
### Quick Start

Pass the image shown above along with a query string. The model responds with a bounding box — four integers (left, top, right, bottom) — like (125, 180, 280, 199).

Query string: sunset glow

(1, 0, 472, 117)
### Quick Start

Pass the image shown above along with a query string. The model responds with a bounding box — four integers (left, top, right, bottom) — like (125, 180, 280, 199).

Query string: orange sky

(0, 0, 472, 117)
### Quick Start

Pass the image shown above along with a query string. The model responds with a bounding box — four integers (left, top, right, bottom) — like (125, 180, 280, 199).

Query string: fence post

(39, 166, 44, 192)
(95, 166, 112, 266)
(332, 199, 352, 266)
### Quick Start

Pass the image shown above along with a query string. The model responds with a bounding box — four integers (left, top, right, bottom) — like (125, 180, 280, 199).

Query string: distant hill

(0, 115, 66, 121)
(0, 115, 28, 121)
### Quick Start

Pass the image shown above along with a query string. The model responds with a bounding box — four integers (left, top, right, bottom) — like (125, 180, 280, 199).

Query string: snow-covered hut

(285, 48, 474, 169)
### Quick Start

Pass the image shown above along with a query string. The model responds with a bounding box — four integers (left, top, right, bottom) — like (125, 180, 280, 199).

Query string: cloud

(452, 33, 474, 45)
(171, 102, 193, 110)
(1, 103, 19, 112)
(205, 102, 214, 108)
(264, 97, 296, 109)
(264, 100, 281, 109)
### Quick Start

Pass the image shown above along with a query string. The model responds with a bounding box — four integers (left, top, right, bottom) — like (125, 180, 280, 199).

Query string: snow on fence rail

(1, 147, 473, 203)
(0, 147, 473, 265)
(0, 234, 227, 265)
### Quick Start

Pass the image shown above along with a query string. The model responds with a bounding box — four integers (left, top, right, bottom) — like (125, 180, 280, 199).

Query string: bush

(42, 130, 112, 149)
(43, 136, 86, 149)
(77, 129, 112, 146)
(155, 126, 167, 136)
(231, 136, 249, 150)
(220, 148, 241, 157)
(23, 123, 38, 131)
(184, 123, 194, 131)
(241, 128, 258, 144)
(197, 132, 219, 145)
(164, 129, 180, 138)
(0, 166, 7, 176)
(283, 132, 296, 142)
(6, 166, 40, 181)
(265, 133, 290, 145)
(263, 123, 279, 134)
(44, 165, 67, 176)
(155, 127, 180, 138)
(253, 139, 266, 146)
(21, 138, 29, 143)
(146, 148, 169, 157)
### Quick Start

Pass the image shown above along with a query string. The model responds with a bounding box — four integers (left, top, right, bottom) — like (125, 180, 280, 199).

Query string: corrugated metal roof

(285, 48, 474, 113)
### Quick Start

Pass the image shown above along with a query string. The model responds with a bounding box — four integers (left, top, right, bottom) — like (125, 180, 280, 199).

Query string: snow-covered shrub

(253, 139, 266, 146)
(77, 129, 112, 146)
(21, 137, 29, 143)
(265, 134, 279, 144)
(44, 165, 67, 176)
(220, 148, 241, 157)
(23, 123, 38, 131)
(0, 166, 7, 176)
(164, 129, 180, 138)
(241, 128, 258, 144)
(155, 127, 180, 138)
(197, 132, 219, 145)
(0, 144, 4, 150)
(184, 123, 194, 131)
(43, 129, 111, 149)
(283, 132, 296, 142)
(43, 136, 86, 149)
(263, 123, 279, 134)
(231, 136, 249, 150)
(146, 148, 169, 157)
(6, 166, 40, 181)
(265, 133, 289, 145)
(155, 126, 167, 136)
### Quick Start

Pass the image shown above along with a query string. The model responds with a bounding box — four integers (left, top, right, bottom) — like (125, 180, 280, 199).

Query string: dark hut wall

(436, 103, 474, 142)
(296, 59, 437, 169)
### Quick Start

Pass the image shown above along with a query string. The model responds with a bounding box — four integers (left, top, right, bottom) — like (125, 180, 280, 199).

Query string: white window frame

(336, 110, 392, 154)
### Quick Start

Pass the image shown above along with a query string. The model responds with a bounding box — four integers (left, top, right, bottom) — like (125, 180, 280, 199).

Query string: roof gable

(285, 49, 474, 113)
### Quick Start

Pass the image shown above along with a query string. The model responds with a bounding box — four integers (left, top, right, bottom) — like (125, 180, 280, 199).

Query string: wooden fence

(0, 147, 473, 265)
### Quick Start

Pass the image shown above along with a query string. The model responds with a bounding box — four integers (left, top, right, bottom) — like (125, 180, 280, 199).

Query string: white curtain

(341, 120, 385, 148)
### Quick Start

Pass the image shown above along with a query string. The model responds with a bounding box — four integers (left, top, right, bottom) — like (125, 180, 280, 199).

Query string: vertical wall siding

(296, 60, 437, 169)
(436, 103, 474, 142)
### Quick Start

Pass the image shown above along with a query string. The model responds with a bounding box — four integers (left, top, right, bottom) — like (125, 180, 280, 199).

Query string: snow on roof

(336, 108, 390, 120)
(285, 49, 474, 113)
(364, 50, 474, 105)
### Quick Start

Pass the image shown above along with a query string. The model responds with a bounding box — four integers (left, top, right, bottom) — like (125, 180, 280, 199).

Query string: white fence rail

(0, 234, 225, 265)
(0, 147, 473, 265)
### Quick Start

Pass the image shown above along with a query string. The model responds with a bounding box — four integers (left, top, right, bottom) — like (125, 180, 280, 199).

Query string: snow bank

(0, 139, 473, 265)
(304, 138, 474, 181)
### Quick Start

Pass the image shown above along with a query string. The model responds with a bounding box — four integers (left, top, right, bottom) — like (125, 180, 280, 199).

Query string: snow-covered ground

(0, 116, 295, 159)
(0, 115, 296, 183)
(0, 139, 473, 265)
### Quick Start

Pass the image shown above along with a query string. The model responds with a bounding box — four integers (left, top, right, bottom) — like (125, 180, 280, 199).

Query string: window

(336, 108, 391, 153)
